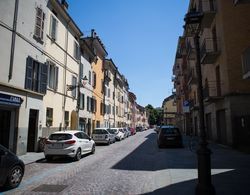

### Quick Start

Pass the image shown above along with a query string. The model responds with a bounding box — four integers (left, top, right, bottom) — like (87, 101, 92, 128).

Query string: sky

(68, 0, 189, 108)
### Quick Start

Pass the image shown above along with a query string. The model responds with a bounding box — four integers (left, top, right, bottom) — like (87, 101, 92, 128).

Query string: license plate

(52, 143, 63, 149)
(167, 137, 175, 140)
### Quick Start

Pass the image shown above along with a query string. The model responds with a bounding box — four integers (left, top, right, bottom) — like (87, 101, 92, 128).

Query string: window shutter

(55, 66, 59, 90)
(87, 96, 89, 111)
(25, 56, 33, 90)
(40, 62, 48, 94)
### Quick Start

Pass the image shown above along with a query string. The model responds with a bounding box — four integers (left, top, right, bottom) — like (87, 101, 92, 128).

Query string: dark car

(157, 126, 183, 148)
(0, 144, 25, 189)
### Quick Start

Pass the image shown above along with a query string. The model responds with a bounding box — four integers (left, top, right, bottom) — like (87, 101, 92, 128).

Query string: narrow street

(2, 129, 250, 195)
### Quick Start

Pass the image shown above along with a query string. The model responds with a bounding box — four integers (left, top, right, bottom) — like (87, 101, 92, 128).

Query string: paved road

(2, 129, 250, 195)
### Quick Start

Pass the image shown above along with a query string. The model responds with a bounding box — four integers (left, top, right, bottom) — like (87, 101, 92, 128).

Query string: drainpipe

(8, 0, 19, 81)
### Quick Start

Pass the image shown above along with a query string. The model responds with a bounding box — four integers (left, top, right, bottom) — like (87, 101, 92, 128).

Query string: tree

(145, 104, 162, 125)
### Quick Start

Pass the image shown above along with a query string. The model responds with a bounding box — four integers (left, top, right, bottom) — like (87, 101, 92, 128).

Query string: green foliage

(145, 104, 163, 125)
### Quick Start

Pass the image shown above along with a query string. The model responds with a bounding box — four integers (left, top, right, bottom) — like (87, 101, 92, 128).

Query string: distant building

(162, 95, 177, 126)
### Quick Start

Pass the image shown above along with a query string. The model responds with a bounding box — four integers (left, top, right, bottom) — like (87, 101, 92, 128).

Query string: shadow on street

(112, 131, 250, 195)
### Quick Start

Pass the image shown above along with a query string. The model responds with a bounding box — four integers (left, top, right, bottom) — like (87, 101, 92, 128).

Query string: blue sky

(68, 0, 189, 108)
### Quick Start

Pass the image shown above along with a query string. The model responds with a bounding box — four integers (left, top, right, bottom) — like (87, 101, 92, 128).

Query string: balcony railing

(200, 38, 221, 64)
(199, 0, 217, 28)
(242, 46, 250, 79)
(203, 85, 223, 102)
(187, 70, 197, 85)
(186, 41, 196, 60)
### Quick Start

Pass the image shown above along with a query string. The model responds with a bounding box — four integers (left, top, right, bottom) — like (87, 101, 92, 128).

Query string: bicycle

(188, 135, 199, 152)
(38, 137, 47, 152)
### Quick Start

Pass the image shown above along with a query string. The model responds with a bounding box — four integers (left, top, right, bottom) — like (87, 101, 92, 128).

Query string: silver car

(92, 128, 115, 145)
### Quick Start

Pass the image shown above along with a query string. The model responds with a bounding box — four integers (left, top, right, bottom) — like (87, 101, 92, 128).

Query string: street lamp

(184, 8, 215, 195)
(67, 75, 88, 130)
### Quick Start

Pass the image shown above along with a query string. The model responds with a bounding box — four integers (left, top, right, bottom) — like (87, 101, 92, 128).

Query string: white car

(92, 128, 116, 145)
(109, 128, 125, 141)
(44, 130, 95, 161)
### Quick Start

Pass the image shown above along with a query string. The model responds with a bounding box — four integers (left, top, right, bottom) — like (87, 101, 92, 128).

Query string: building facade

(173, 0, 250, 150)
(162, 95, 177, 126)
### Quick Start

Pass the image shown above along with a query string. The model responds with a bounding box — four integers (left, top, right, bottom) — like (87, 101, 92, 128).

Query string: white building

(0, 0, 48, 155)
(42, 0, 82, 136)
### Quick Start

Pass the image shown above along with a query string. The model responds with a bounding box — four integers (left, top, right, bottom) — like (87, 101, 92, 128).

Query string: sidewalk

(18, 152, 45, 165)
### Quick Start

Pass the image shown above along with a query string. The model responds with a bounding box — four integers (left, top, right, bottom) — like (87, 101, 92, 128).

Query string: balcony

(186, 41, 196, 60)
(199, 0, 217, 29)
(234, 0, 250, 5)
(203, 85, 223, 103)
(172, 88, 176, 95)
(200, 38, 221, 64)
(242, 46, 250, 79)
(187, 70, 197, 85)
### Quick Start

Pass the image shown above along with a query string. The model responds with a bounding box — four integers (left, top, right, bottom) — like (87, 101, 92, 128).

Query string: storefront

(0, 92, 23, 153)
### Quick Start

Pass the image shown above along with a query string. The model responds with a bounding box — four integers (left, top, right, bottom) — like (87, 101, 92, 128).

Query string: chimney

(61, 0, 69, 10)
(91, 29, 96, 38)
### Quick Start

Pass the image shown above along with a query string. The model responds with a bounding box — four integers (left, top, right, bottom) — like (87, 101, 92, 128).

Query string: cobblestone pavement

(1, 129, 250, 195)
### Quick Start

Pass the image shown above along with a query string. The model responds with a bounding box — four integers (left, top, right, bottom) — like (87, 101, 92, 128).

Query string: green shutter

(40, 62, 48, 94)
(25, 56, 33, 90)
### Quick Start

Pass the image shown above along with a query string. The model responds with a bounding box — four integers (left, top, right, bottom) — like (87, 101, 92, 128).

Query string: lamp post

(184, 9, 215, 195)
(67, 75, 88, 130)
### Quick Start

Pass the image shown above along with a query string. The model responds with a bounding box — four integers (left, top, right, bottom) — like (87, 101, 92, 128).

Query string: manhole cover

(32, 184, 68, 193)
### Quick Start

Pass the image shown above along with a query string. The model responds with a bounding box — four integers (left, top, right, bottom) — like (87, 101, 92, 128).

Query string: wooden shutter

(25, 56, 33, 90)
(55, 66, 59, 90)
(40, 62, 48, 94)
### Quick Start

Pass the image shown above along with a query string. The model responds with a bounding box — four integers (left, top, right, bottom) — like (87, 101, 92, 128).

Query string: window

(73, 41, 80, 60)
(87, 96, 90, 111)
(108, 89, 110, 98)
(25, 56, 47, 94)
(92, 72, 96, 88)
(34, 7, 45, 41)
(72, 76, 77, 98)
(80, 63, 83, 79)
(116, 106, 118, 115)
(88, 71, 91, 85)
(47, 61, 58, 90)
(49, 15, 58, 41)
(91, 98, 96, 113)
(64, 111, 69, 127)
(79, 93, 85, 110)
(113, 106, 115, 115)
(46, 107, 53, 127)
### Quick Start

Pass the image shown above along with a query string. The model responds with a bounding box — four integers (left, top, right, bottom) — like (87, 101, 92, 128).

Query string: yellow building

(83, 30, 108, 129)
(162, 95, 177, 126)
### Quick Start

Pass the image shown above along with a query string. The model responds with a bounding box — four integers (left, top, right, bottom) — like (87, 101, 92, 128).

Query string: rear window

(93, 129, 107, 134)
(161, 128, 180, 135)
(49, 133, 72, 141)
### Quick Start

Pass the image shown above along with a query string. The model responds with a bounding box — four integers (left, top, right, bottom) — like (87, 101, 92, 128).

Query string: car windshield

(161, 128, 180, 135)
(107, 129, 115, 134)
(49, 133, 72, 141)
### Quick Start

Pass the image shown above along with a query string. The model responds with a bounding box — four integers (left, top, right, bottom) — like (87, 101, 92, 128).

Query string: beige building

(162, 95, 177, 126)
(43, 0, 82, 137)
(173, 0, 250, 150)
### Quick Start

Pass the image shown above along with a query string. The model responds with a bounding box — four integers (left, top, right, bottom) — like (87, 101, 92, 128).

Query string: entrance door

(0, 109, 11, 148)
(216, 110, 227, 144)
(27, 109, 38, 152)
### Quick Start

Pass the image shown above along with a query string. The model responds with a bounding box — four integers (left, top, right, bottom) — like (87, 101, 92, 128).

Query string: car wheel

(107, 140, 111, 145)
(6, 165, 23, 189)
(45, 155, 53, 161)
(74, 148, 81, 161)
(91, 144, 95, 154)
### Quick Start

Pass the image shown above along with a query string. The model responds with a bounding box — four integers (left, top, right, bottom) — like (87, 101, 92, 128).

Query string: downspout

(62, 20, 70, 130)
(8, 0, 19, 81)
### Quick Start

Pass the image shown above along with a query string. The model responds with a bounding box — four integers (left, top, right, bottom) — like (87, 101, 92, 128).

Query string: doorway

(27, 109, 38, 152)
(0, 109, 11, 148)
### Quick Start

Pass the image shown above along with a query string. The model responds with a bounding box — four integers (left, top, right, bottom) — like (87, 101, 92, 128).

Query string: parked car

(109, 128, 124, 141)
(92, 128, 115, 145)
(129, 127, 136, 135)
(157, 125, 183, 148)
(0, 144, 25, 189)
(122, 127, 130, 138)
(125, 127, 131, 136)
(155, 126, 161, 134)
(44, 130, 95, 161)
(136, 126, 143, 132)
